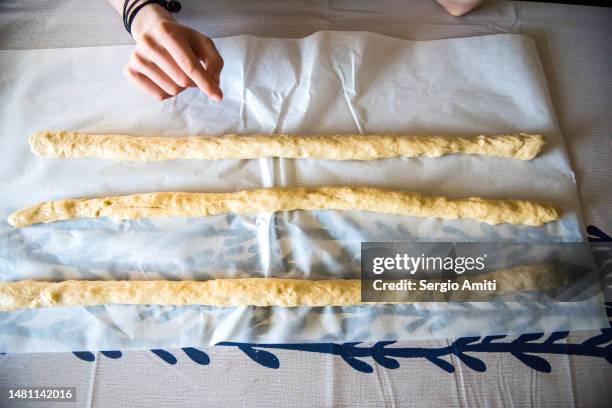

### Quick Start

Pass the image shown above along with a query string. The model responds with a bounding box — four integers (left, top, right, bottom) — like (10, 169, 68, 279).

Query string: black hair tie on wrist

(123, 0, 182, 36)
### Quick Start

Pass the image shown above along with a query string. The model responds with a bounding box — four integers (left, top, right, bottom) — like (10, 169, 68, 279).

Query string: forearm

(106, 0, 175, 40)
(106, 0, 124, 13)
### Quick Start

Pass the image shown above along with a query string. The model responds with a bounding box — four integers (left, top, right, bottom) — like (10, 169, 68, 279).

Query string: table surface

(1, 1, 611, 407)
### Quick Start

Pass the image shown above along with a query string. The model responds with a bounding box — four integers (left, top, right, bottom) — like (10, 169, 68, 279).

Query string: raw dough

(0, 265, 570, 311)
(29, 131, 545, 161)
(0, 279, 361, 310)
(7, 186, 560, 227)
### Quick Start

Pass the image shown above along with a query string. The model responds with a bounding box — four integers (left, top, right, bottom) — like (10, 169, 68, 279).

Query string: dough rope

(0, 265, 570, 311)
(7, 186, 560, 227)
(0, 279, 360, 310)
(29, 131, 545, 161)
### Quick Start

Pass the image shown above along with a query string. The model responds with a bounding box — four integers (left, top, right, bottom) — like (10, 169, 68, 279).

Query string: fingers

(126, 21, 224, 102)
(138, 36, 195, 88)
(128, 52, 185, 96)
(162, 31, 223, 101)
(123, 65, 171, 101)
(191, 36, 224, 84)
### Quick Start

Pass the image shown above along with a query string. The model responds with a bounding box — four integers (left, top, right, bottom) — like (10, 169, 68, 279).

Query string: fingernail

(212, 93, 222, 102)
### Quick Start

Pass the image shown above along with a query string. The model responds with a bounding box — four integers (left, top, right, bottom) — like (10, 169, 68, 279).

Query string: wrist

(131, 3, 175, 41)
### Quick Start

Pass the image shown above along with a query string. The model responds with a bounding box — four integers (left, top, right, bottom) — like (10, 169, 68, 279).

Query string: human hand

(124, 4, 224, 101)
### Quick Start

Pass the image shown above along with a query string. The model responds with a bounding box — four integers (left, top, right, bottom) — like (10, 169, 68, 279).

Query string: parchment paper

(0, 32, 606, 352)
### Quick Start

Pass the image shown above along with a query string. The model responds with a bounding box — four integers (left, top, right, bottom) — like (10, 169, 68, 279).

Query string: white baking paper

(0, 32, 607, 352)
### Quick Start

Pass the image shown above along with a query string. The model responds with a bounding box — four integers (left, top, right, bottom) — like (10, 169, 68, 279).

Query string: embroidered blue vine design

(67, 327, 612, 373)
(18, 225, 612, 373)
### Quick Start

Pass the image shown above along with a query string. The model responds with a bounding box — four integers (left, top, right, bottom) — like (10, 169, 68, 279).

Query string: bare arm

(435, 0, 484, 16)
(106, 0, 224, 101)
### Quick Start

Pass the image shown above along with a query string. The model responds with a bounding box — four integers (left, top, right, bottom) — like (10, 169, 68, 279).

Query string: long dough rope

(29, 131, 545, 161)
(0, 279, 358, 310)
(7, 186, 560, 227)
(0, 265, 569, 311)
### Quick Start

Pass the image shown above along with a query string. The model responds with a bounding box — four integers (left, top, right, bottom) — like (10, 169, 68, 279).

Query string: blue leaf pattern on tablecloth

(36, 321, 612, 373)
(182, 347, 210, 365)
